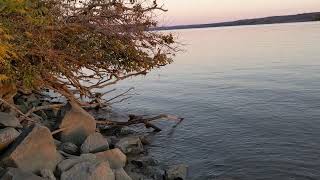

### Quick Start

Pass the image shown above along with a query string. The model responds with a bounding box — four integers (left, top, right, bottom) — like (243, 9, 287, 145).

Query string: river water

(110, 22, 320, 180)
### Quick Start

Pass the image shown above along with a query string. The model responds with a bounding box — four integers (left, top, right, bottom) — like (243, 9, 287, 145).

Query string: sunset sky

(158, 0, 320, 25)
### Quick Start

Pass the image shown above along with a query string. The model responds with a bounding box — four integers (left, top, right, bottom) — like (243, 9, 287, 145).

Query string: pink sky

(157, 0, 320, 25)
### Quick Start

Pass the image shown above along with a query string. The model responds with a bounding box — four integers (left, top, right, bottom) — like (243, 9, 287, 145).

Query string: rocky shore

(0, 89, 188, 180)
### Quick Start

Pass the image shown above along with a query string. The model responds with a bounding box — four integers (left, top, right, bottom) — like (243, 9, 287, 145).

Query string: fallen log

(96, 114, 184, 132)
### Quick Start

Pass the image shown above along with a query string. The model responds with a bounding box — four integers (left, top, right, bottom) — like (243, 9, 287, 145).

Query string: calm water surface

(110, 22, 320, 180)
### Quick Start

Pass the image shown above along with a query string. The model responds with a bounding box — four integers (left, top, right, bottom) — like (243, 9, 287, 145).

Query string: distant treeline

(155, 12, 320, 31)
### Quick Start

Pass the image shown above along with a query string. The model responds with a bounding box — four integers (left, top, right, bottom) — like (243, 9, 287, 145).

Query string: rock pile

(0, 95, 188, 179)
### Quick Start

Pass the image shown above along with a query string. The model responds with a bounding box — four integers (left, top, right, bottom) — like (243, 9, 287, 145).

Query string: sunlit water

(108, 22, 320, 180)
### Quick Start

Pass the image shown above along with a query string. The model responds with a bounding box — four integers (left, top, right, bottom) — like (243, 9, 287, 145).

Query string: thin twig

(106, 87, 135, 102)
(51, 127, 70, 135)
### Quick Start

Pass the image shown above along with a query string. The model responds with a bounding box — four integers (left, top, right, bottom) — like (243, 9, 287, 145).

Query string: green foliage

(0, 0, 177, 99)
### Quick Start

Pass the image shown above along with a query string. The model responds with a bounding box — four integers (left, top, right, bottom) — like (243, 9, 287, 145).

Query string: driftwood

(51, 127, 70, 135)
(96, 114, 184, 132)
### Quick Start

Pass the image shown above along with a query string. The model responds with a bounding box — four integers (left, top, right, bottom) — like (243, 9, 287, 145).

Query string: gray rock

(40, 169, 56, 180)
(81, 132, 109, 153)
(125, 160, 164, 180)
(25, 94, 41, 107)
(0, 112, 22, 128)
(57, 102, 96, 146)
(95, 148, 127, 169)
(113, 168, 132, 180)
(140, 136, 152, 145)
(1, 168, 45, 180)
(54, 139, 62, 148)
(115, 137, 144, 155)
(60, 142, 79, 155)
(118, 127, 137, 136)
(130, 157, 158, 168)
(61, 161, 115, 180)
(108, 136, 119, 147)
(16, 104, 29, 114)
(0, 127, 20, 151)
(165, 164, 188, 180)
(145, 166, 165, 180)
(59, 150, 77, 159)
(1, 125, 62, 173)
(124, 171, 147, 180)
(57, 154, 97, 174)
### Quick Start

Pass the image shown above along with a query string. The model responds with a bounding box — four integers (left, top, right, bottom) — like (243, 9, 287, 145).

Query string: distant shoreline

(154, 12, 320, 31)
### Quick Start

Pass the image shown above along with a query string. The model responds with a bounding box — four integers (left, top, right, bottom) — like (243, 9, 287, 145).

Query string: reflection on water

(108, 22, 320, 180)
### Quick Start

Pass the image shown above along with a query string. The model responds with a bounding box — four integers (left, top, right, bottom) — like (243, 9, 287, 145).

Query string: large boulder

(165, 164, 188, 180)
(57, 102, 96, 145)
(61, 161, 115, 180)
(0, 127, 20, 151)
(113, 168, 132, 180)
(115, 137, 144, 155)
(95, 148, 127, 169)
(81, 132, 109, 153)
(1, 125, 62, 173)
(1, 168, 45, 180)
(0, 112, 22, 128)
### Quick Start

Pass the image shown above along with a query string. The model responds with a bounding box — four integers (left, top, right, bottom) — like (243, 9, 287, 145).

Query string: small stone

(108, 136, 119, 148)
(113, 168, 132, 180)
(95, 148, 127, 169)
(118, 127, 137, 136)
(145, 166, 165, 180)
(140, 136, 152, 145)
(0, 112, 22, 128)
(1, 125, 62, 173)
(54, 139, 62, 148)
(57, 154, 97, 174)
(115, 137, 144, 154)
(61, 161, 115, 180)
(165, 164, 188, 180)
(81, 132, 109, 153)
(60, 142, 79, 155)
(0, 127, 20, 151)
(1, 168, 45, 180)
(131, 157, 158, 168)
(59, 150, 76, 159)
(40, 169, 56, 180)
(57, 102, 96, 146)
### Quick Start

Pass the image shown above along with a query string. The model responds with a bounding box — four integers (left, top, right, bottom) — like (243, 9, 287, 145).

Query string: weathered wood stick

(51, 127, 70, 135)
(144, 121, 162, 132)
